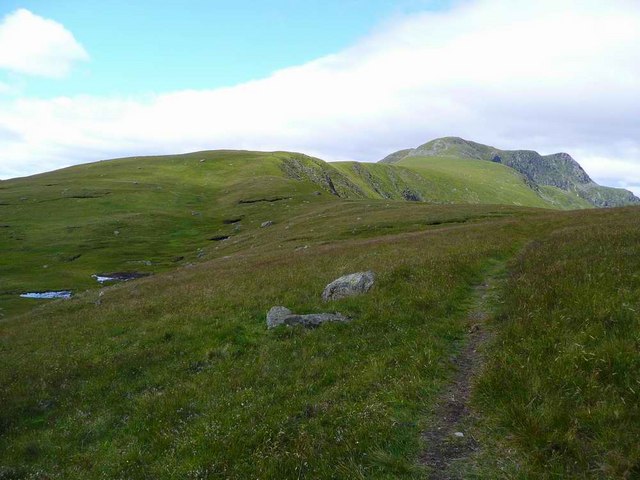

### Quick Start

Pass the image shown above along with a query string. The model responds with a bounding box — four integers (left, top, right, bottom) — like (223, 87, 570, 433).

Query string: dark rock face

(238, 196, 290, 204)
(401, 189, 422, 202)
(266, 306, 349, 329)
(322, 271, 376, 302)
(497, 150, 592, 190)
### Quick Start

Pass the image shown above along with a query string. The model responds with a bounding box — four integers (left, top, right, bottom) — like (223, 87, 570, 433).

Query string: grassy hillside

(391, 156, 553, 207)
(0, 200, 538, 479)
(279, 154, 561, 208)
(1, 150, 639, 478)
(0, 150, 338, 317)
(474, 207, 640, 478)
(331, 159, 555, 208)
(538, 185, 593, 210)
(0, 149, 568, 318)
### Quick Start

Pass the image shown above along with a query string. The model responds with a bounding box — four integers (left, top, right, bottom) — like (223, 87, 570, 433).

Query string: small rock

(313, 191, 322, 196)
(95, 291, 104, 306)
(114, 230, 120, 236)
(266, 306, 292, 329)
(199, 159, 205, 163)
(322, 271, 375, 302)
(266, 306, 349, 329)
(284, 312, 349, 328)
(454, 432, 464, 438)
(261, 221, 274, 228)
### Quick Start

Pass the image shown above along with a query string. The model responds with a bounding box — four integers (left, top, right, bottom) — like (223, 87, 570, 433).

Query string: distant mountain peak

(380, 137, 639, 208)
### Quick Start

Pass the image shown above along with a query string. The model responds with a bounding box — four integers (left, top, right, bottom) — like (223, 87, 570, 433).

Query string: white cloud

(0, 0, 638, 194)
(0, 9, 88, 78)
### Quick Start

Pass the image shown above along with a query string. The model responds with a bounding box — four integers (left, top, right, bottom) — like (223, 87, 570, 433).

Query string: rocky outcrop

(280, 154, 366, 198)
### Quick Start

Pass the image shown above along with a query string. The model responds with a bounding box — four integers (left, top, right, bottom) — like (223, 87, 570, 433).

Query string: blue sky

(0, 0, 449, 97)
(0, 0, 638, 195)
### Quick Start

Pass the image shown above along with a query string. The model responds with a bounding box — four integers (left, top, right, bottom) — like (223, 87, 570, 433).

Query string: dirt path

(420, 265, 501, 479)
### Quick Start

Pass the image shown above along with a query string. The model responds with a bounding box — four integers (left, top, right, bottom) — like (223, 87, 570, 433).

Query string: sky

(0, 0, 638, 195)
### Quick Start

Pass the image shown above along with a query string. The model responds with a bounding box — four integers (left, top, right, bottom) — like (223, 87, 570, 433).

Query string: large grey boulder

(322, 271, 375, 302)
(266, 306, 349, 329)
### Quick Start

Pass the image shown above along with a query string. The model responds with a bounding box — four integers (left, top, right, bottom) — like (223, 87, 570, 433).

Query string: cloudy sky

(0, 0, 638, 194)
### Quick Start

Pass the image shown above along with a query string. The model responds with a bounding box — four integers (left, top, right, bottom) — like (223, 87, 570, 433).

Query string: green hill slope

(0, 146, 623, 318)
(381, 137, 639, 208)
(1, 149, 640, 478)
(282, 155, 562, 208)
(0, 150, 338, 317)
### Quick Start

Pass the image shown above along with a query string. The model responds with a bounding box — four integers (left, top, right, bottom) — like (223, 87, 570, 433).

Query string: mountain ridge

(380, 136, 639, 208)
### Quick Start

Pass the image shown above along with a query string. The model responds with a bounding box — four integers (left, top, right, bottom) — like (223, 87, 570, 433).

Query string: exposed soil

(238, 196, 291, 204)
(420, 274, 497, 479)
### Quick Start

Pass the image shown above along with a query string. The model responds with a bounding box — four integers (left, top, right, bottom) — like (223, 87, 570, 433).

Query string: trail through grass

(0, 205, 533, 479)
(420, 259, 507, 479)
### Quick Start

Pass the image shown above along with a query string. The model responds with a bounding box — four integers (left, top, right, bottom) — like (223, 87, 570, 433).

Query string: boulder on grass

(266, 306, 292, 329)
(321, 271, 375, 302)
